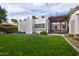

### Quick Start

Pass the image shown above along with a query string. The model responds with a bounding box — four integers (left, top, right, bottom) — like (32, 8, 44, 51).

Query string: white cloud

(0, 3, 79, 19)
(32, 3, 44, 6)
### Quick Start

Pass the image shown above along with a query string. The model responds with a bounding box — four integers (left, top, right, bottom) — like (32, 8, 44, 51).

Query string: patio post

(67, 21, 69, 33)
(65, 20, 67, 34)
(49, 21, 52, 33)
(60, 21, 61, 33)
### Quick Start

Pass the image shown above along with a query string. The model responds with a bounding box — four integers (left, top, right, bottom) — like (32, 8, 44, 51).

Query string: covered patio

(48, 15, 69, 34)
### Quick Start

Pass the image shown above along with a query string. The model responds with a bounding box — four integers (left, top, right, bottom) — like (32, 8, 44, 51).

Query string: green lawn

(0, 34, 79, 56)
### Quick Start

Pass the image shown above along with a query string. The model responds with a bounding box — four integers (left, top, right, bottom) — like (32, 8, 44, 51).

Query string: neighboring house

(18, 18, 48, 34)
(69, 10, 79, 34)
(18, 16, 69, 34)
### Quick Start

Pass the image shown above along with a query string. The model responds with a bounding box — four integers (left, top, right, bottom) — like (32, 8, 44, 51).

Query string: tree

(41, 16, 45, 18)
(68, 6, 79, 15)
(19, 19, 22, 21)
(32, 16, 38, 19)
(11, 18, 18, 24)
(0, 6, 7, 23)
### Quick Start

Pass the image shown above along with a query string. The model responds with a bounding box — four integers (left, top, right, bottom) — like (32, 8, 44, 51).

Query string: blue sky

(0, 3, 79, 19)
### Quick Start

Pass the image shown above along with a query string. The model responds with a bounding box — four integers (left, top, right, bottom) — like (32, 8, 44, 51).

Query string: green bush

(40, 31, 47, 35)
(68, 33, 74, 37)
(0, 25, 18, 34)
(74, 36, 79, 40)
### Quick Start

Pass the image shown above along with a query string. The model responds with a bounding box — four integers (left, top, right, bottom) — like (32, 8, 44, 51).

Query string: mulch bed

(66, 37, 79, 50)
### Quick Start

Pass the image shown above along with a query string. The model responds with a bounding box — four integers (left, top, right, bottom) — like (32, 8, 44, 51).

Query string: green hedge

(40, 31, 47, 35)
(0, 25, 18, 34)
(68, 33, 74, 37)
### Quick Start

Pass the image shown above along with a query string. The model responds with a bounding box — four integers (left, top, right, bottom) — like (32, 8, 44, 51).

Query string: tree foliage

(41, 16, 45, 18)
(11, 18, 18, 24)
(68, 6, 79, 15)
(32, 16, 38, 19)
(19, 19, 22, 21)
(0, 6, 7, 23)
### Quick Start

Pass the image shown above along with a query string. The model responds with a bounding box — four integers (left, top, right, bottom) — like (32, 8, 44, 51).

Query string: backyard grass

(0, 34, 79, 56)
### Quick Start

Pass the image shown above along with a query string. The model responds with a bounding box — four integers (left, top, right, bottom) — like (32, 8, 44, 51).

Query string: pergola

(48, 15, 69, 34)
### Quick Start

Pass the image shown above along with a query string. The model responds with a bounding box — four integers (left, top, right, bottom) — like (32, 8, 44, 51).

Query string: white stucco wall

(33, 18, 48, 33)
(18, 18, 48, 34)
(69, 10, 79, 34)
(18, 19, 32, 34)
(24, 19, 33, 34)
(18, 21, 25, 32)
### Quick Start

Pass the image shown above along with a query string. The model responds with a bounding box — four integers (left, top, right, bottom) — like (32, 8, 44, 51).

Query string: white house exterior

(69, 10, 79, 34)
(18, 16, 68, 34)
(18, 18, 48, 34)
(18, 19, 33, 34)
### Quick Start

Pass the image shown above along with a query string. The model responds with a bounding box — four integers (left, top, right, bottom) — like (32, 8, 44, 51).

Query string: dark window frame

(34, 23, 45, 28)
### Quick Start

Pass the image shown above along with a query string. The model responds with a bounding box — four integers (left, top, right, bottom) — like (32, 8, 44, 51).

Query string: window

(34, 24, 45, 28)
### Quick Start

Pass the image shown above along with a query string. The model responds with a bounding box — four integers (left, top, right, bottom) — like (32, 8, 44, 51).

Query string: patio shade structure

(48, 15, 69, 34)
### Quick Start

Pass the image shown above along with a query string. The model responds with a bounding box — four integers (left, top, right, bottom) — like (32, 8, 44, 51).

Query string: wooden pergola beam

(48, 15, 69, 33)
(48, 15, 69, 22)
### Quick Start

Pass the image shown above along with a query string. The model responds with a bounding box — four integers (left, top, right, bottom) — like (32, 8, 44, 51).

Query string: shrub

(40, 31, 47, 35)
(35, 33, 39, 35)
(74, 36, 79, 40)
(75, 33, 79, 36)
(68, 33, 74, 37)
